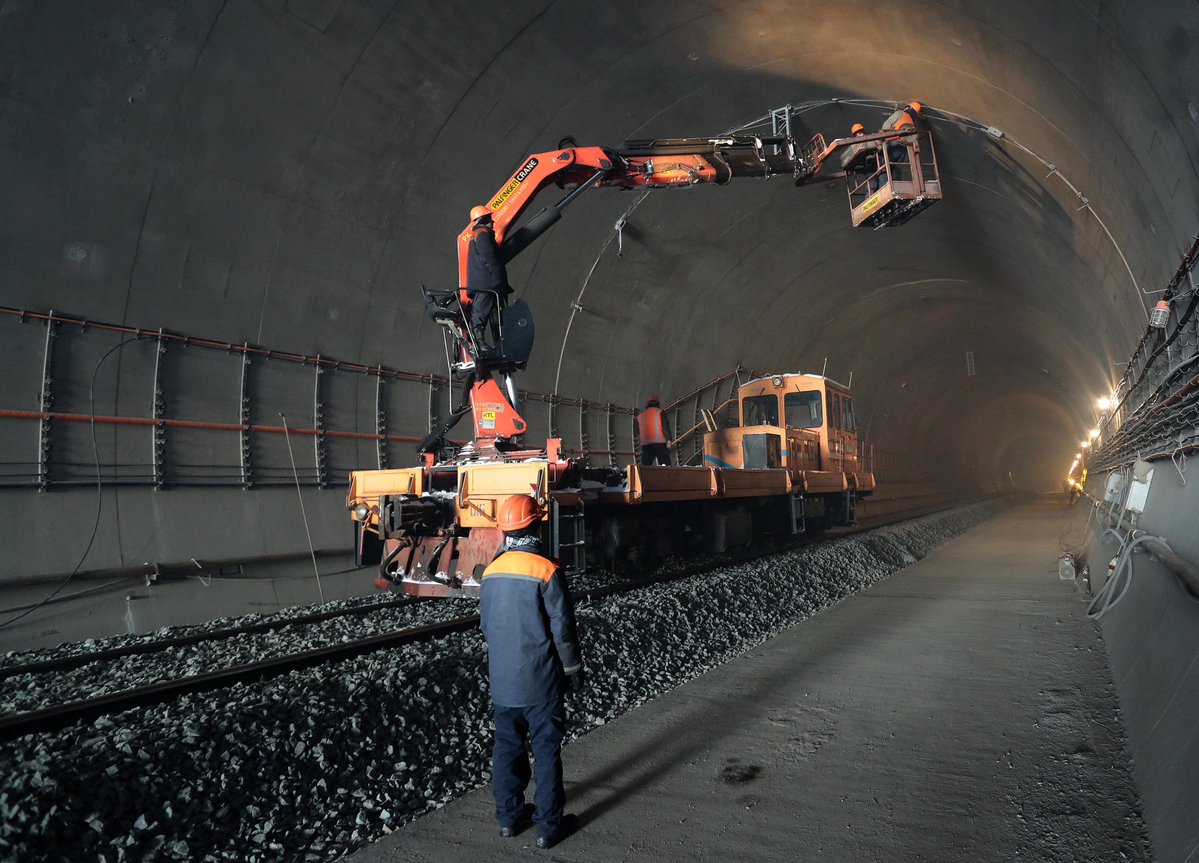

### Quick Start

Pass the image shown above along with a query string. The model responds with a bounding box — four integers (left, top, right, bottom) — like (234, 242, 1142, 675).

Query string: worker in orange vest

(889, 101, 922, 131)
(885, 101, 922, 181)
(638, 396, 672, 465)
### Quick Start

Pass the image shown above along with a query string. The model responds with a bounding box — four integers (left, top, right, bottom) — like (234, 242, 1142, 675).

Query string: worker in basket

(480, 494, 583, 849)
(851, 122, 884, 193)
(885, 101, 922, 182)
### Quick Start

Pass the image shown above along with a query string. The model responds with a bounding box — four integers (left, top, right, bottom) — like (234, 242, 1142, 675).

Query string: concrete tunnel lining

(0, 0, 1192, 574)
(2, 0, 1199, 857)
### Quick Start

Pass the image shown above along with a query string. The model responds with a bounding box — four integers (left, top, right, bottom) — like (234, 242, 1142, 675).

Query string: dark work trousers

(493, 695, 566, 836)
(640, 442, 670, 466)
(468, 291, 503, 348)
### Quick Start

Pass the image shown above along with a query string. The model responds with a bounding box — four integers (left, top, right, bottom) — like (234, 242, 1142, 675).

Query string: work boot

(536, 813, 578, 849)
(499, 803, 535, 839)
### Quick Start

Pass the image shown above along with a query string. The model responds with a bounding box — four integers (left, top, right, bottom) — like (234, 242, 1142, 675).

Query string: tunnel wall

(1080, 470, 1199, 863)
(1, 0, 1198, 585)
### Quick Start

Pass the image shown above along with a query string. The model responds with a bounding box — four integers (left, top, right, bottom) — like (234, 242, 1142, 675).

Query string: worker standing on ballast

(480, 494, 583, 849)
(638, 396, 672, 465)
(466, 205, 513, 353)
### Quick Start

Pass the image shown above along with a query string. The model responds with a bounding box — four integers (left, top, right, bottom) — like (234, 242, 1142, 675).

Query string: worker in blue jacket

(480, 494, 583, 849)
(466, 205, 512, 352)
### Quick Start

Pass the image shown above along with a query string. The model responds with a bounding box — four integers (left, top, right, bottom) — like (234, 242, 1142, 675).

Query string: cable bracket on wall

(37, 310, 58, 492)
(239, 344, 253, 489)
(151, 329, 167, 489)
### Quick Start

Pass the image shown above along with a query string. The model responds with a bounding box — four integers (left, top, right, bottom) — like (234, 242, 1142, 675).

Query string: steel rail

(0, 596, 428, 681)
(0, 614, 480, 742)
(0, 496, 999, 742)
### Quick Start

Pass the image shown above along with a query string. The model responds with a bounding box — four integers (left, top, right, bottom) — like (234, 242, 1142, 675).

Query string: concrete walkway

(348, 500, 1151, 862)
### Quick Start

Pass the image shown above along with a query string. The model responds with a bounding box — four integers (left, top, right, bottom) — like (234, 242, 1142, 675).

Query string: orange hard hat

(907, 101, 922, 114)
(497, 494, 544, 532)
(647, 395, 660, 405)
(469, 205, 490, 221)
(851, 123, 865, 135)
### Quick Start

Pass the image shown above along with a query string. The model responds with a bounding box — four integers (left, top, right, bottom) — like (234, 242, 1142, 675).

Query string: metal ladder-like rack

(551, 499, 588, 575)
(790, 493, 806, 535)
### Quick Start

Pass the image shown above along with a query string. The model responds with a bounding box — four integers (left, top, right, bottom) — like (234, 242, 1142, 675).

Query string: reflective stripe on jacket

(480, 549, 581, 707)
(638, 406, 668, 445)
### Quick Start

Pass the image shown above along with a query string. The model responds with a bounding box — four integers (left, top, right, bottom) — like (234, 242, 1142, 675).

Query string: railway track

(0, 595, 426, 680)
(0, 496, 990, 743)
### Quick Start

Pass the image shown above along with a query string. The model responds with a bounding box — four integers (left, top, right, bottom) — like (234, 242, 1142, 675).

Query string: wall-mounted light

(1081, 440, 1090, 449)
(1149, 299, 1170, 329)
(1089, 428, 1100, 439)
(1097, 397, 1111, 410)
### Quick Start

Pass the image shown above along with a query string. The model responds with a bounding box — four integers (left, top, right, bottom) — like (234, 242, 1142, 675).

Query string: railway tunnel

(1, 0, 1198, 860)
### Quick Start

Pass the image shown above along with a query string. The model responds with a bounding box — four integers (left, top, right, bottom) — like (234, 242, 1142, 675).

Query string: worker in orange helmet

(466, 204, 513, 353)
(638, 395, 672, 465)
(849, 122, 884, 192)
(884, 101, 922, 181)
(480, 494, 582, 849)
(889, 101, 922, 130)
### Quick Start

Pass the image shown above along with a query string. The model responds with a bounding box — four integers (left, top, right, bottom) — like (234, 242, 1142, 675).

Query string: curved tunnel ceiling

(2, 0, 1197, 498)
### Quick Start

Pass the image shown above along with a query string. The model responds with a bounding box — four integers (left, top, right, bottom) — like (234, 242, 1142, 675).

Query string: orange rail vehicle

(347, 106, 929, 596)
(347, 369, 876, 597)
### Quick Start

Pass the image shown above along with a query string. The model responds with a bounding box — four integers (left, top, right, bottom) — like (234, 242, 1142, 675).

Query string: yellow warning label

(490, 157, 539, 211)
(862, 193, 881, 215)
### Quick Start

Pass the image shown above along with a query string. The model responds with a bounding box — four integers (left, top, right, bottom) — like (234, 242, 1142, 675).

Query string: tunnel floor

(347, 500, 1151, 862)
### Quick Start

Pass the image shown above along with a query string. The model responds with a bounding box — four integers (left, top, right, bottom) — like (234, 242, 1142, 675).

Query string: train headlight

(353, 503, 370, 521)
(772, 376, 784, 387)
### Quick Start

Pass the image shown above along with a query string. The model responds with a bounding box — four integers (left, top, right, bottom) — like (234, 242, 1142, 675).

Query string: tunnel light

(1081, 440, 1089, 449)
(1097, 397, 1111, 411)
(1149, 300, 1170, 329)
(1089, 428, 1100, 439)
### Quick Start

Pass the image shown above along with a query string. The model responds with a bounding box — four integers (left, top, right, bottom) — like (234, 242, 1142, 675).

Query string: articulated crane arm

(456, 133, 831, 283)
(423, 128, 910, 460)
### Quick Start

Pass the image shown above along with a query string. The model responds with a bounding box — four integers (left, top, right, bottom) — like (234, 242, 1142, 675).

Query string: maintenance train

(348, 371, 874, 596)
(346, 103, 936, 596)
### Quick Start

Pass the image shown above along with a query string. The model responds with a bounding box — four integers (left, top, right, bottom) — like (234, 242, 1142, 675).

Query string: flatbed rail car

(348, 373, 874, 597)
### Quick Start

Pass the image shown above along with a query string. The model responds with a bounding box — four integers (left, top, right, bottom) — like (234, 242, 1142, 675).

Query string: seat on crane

(841, 130, 942, 228)
(492, 300, 535, 368)
(425, 289, 466, 329)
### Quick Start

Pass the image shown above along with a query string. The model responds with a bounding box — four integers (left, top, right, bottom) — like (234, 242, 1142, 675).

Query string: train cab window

(843, 399, 858, 432)
(784, 391, 823, 428)
(826, 391, 841, 431)
(742, 395, 780, 427)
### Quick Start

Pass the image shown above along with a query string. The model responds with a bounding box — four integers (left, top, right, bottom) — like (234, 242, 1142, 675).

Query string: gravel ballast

(0, 502, 999, 862)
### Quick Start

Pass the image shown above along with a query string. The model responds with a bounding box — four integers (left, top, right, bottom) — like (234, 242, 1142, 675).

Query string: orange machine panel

(455, 461, 548, 528)
(347, 467, 423, 528)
